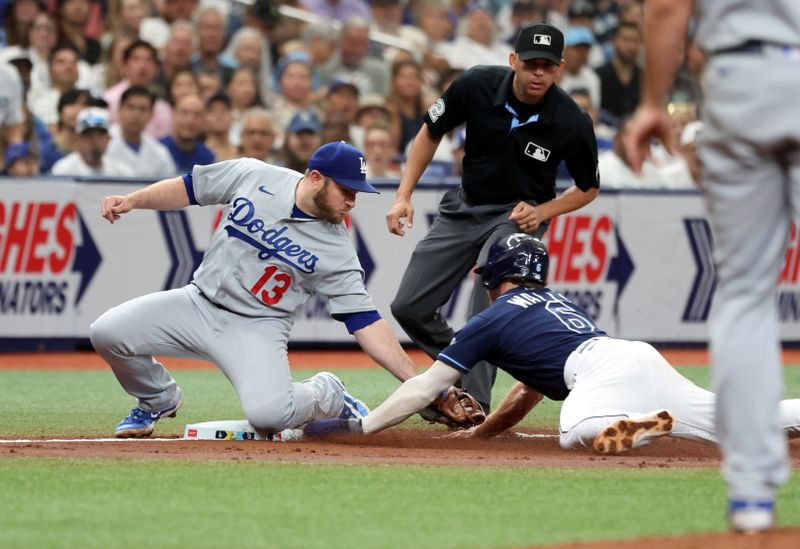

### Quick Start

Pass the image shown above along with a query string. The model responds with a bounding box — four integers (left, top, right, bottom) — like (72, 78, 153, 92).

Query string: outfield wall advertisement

(1, 179, 798, 349)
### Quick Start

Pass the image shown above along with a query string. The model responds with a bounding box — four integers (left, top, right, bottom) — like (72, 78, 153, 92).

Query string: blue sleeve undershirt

(331, 310, 381, 334)
(182, 172, 198, 205)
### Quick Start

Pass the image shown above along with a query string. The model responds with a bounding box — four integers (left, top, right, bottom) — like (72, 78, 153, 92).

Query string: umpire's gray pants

(391, 188, 546, 410)
(701, 52, 800, 502)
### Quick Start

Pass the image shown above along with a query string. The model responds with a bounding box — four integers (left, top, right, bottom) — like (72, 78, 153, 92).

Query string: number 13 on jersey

(250, 265, 292, 305)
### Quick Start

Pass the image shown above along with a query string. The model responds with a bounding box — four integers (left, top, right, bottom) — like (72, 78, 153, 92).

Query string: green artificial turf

(0, 366, 798, 437)
(0, 459, 798, 549)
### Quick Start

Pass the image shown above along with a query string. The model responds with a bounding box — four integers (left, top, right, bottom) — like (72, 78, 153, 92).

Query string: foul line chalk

(0, 438, 177, 444)
(512, 432, 558, 439)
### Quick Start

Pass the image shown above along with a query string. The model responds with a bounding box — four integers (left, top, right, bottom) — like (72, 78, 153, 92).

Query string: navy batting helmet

(474, 234, 549, 289)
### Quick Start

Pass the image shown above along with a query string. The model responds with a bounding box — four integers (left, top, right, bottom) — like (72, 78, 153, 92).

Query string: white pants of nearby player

(558, 338, 800, 450)
(90, 284, 344, 433)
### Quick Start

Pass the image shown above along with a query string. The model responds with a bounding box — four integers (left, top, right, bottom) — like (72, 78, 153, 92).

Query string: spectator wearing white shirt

(0, 63, 25, 145)
(599, 118, 693, 190)
(2, 12, 96, 101)
(52, 107, 134, 177)
(26, 44, 79, 127)
(106, 86, 178, 179)
(139, 0, 198, 49)
(436, 1, 509, 70)
(559, 27, 602, 110)
(370, 0, 427, 62)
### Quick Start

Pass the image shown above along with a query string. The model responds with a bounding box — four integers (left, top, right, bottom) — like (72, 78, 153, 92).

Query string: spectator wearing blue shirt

(160, 94, 215, 173)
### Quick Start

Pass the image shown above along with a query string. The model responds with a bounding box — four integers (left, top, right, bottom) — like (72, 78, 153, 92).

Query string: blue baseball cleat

(314, 372, 370, 419)
(115, 397, 183, 438)
(304, 418, 364, 437)
(340, 390, 370, 419)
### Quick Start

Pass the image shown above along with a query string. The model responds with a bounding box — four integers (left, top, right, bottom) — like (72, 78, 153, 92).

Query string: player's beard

(312, 180, 347, 224)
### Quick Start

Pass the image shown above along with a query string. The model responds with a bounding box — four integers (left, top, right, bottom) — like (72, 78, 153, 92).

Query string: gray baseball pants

(391, 188, 546, 410)
(90, 284, 344, 434)
(700, 52, 800, 503)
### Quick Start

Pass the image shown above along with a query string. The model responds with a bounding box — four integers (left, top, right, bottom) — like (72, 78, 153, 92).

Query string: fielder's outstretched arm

(353, 319, 420, 382)
(101, 176, 190, 223)
(470, 382, 544, 438)
(361, 360, 461, 434)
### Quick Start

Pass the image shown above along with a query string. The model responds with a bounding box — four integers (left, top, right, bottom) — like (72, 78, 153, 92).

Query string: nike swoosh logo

(258, 186, 275, 195)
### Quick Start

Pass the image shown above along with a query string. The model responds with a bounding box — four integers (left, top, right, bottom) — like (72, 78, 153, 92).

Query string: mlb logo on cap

(514, 22, 564, 65)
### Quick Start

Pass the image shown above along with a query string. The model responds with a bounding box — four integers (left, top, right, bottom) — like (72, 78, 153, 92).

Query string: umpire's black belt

(712, 40, 800, 58)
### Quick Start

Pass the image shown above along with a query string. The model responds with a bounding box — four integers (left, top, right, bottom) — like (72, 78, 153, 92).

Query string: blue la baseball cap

(308, 141, 378, 194)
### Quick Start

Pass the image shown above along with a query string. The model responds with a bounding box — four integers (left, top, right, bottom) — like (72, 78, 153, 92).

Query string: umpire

(387, 22, 600, 412)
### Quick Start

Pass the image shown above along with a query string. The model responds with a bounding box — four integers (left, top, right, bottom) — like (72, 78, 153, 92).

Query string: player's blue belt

(712, 40, 800, 59)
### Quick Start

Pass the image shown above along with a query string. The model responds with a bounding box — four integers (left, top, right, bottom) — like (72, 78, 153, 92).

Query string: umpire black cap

(514, 22, 564, 64)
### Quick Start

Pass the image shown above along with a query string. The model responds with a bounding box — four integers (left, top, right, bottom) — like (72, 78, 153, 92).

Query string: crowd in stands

(0, 0, 703, 187)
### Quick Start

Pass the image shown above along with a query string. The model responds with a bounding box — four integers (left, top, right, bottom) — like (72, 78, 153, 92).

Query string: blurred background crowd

(0, 0, 703, 188)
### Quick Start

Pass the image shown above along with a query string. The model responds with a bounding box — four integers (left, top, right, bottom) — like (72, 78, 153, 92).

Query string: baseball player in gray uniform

(624, 0, 800, 533)
(90, 142, 420, 438)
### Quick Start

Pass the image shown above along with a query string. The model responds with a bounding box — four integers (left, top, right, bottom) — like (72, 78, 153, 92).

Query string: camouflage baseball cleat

(592, 410, 674, 455)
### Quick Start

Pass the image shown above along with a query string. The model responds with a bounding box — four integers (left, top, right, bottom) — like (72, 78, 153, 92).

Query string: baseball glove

(420, 387, 486, 429)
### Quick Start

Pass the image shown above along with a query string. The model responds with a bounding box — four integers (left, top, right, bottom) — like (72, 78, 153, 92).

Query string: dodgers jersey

(437, 287, 606, 400)
(188, 158, 374, 319)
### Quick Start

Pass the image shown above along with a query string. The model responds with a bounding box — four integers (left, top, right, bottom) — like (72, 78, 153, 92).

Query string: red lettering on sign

(0, 201, 76, 274)
(0, 202, 34, 272)
(546, 216, 569, 281)
(27, 203, 56, 273)
(587, 216, 611, 282)
(51, 204, 75, 274)
(564, 215, 590, 281)
(544, 214, 613, 284)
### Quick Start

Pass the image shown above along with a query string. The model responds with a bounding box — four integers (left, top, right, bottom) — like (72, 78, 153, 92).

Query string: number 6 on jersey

(250, 265, 292, 306)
